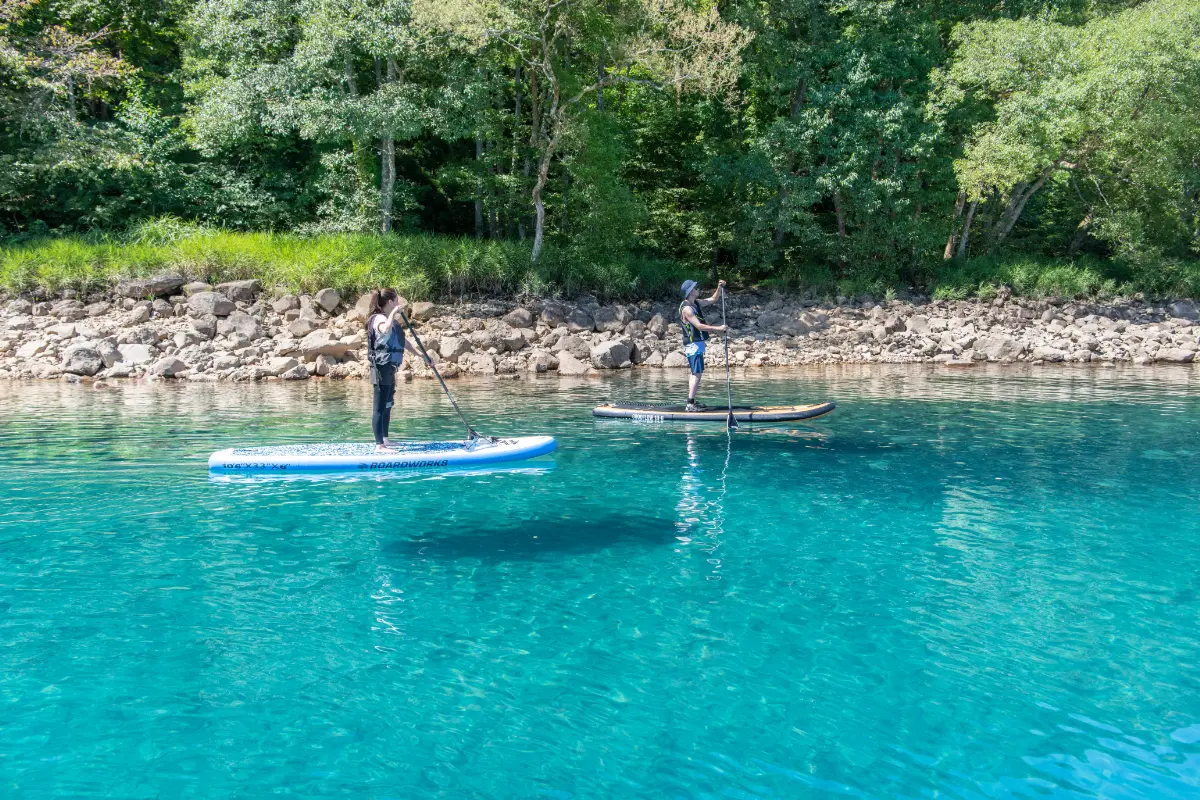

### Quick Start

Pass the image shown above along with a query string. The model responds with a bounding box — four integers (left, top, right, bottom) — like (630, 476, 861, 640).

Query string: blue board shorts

(685, 341, 706, 375)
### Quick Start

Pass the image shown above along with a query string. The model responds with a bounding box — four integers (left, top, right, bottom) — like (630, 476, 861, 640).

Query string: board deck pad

(209, 435, 556, 472)
(592, 402, 835, 423)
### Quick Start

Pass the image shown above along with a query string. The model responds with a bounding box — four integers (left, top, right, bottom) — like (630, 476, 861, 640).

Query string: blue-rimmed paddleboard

(208, 436, 556, 473)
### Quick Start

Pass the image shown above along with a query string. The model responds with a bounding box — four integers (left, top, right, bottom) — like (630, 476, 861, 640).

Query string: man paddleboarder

(679, 278, 728, 411)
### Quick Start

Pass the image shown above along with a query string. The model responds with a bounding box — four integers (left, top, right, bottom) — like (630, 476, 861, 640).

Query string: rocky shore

(0, 275, 1197, 383)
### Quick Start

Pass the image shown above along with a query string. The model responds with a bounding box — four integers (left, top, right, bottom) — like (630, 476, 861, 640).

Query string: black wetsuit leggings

(372, 381, 396, 444)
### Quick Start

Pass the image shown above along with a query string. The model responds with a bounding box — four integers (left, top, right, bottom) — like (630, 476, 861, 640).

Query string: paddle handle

(396, 306, 482, 441)
(720, 286, 738, 430)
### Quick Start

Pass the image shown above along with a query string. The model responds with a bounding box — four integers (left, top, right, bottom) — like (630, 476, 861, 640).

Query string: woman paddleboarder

(367, 289, 429, 451)
(679, 279, 728, 411)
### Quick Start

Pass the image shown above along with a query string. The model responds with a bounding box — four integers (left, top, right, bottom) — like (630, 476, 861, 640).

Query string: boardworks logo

(357, 459, 451, 470)
(222, 463, 287, 470)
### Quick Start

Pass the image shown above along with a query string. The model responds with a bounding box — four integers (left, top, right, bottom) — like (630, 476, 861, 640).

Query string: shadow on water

(384, 513, 679, 562)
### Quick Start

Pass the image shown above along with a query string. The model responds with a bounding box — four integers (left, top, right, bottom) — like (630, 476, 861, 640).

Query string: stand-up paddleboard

(209, 435, 556, 473)
(593, 402, 835, 423)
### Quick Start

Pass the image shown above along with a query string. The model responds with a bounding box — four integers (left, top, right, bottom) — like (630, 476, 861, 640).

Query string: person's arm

(697, 279, 727, 307)
(682, 306, 727, 333)
(376, 305, 407, 337)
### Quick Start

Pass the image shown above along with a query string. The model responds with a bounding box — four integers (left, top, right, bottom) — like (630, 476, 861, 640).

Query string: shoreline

(1, 278, 1196, 383)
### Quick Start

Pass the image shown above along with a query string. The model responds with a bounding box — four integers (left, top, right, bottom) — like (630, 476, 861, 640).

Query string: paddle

(395, 306, 492, 444)
(720, 285, 738, 430)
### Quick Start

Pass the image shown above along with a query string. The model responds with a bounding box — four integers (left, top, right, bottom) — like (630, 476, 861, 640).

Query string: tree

(414, 0, 750, 262)
(936, 0, 1200, 262)
(186, 0, 459, 233)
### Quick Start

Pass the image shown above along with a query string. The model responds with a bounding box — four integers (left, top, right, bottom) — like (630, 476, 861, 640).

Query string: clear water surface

(2, 365, 1199, 798)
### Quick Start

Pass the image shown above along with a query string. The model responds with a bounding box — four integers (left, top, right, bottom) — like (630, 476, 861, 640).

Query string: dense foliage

(2, 0, 1198, 297)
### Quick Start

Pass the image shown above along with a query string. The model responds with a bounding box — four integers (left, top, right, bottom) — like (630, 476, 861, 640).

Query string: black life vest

(367, 315, 405, 368)
(679, 301, 710, 345)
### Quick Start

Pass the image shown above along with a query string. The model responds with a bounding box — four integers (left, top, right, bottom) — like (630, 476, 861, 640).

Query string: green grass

(928, 253, 1200, 301)
(2, 220, 1196, 301)
(0, 223, 688, 301)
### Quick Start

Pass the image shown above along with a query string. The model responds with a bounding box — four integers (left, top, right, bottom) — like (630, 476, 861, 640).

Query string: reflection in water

(209, 461, 556, 485)
(675, 431, 733, 581)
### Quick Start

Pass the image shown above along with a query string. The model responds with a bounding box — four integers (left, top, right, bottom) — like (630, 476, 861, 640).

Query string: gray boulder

(6, 299, 33, 315)
(1156, 348, 1196, 363)
(182, 281, 211, 296)
(117, 274, 186, 299)
(191, 315, 218, 339)
(272, 295, 300, 314)
(188, 291, 235, 318)
(1031, 345, 1066, 362)
(624, 320, 647, 338)
(280, 364, 310, 380)
(566, 308, 595, 333)
(593, 306, 632, 333)
(62, 344, 103, 376)
(50, 299, 85, 321)
(1168, 300, 1199, 321)
(117, 343, 157, 365)
(438, 336, 471, 361)
(217, 310, 260, 339)
(551, 334, 591, 360)
(503, 307, 533, 328)
(540, 303, 568, 327)
(975, 335, 1024, 361)
(287, 315, 320, 338)
(648, 313, 668, 338)
(348, 293, 373, 322)
(590, 340, 632, 369)
(299, 329, 353, 359)
(758, 311, 808, 337)
(148, 356, 187, 377)
(96, 341, 121, 368)
(411, 301, 436, 321)
(315, 288, 341, 313)
(556, 352, 591, 375)
(461, 352, 497, 375)
(526, 351, 558, 373)
(215, 279, 261, 302)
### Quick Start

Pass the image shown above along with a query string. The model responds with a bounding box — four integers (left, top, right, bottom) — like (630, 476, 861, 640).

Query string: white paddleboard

(208, 435, 556, 473)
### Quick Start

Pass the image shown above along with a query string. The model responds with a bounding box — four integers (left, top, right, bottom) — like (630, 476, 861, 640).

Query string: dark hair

(367, 288, 399, 328)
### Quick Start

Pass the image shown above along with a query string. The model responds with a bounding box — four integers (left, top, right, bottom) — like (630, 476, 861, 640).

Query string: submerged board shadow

(384, 514, 680, 561)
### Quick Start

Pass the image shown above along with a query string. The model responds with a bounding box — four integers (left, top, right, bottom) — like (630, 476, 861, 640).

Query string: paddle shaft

(395, 306, 482, 441)
(720, 287, 738, 429)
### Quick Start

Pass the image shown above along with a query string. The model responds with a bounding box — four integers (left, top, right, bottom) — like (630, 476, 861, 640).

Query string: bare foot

(375, 444, 396, 453)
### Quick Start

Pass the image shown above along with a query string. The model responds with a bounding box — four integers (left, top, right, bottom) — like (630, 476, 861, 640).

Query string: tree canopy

(2, 0, 1197, 294)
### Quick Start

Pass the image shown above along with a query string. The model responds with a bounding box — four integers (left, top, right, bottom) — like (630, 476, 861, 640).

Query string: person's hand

(718, 324, 729, 333)
(717, 279, 726, 289)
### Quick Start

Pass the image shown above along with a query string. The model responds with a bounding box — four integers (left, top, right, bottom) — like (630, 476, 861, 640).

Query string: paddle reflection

(675, 432, 733, 581)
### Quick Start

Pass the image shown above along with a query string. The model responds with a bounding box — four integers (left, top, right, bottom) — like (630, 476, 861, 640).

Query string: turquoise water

(2, 366, 1200, 798)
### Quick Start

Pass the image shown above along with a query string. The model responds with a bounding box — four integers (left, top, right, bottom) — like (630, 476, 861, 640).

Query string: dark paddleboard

(592, 402, 835, 423)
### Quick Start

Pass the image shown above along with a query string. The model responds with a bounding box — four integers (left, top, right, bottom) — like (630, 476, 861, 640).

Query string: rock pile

(0, 279, 1196, 382)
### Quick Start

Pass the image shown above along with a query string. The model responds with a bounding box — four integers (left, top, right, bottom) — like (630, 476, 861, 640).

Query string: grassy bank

(0, 221, 687, 301)
(2, 222, 1197, 301)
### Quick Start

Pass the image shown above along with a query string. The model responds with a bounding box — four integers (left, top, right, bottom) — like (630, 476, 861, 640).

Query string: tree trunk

(1067, 209, 1093, 257)
(994, 165, 1057, 247)
(474, 133, 484, 238)
(832, 190, 846, 239)
(944, 191, 966, 260)
(956, 199, 978, 260)
(531, 106, 562, 264)
(773, 79, 806, 248)
(380, 134, 395, 234)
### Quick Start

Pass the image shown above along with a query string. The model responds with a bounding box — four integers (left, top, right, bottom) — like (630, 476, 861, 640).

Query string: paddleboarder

(367, 288, 430, 451)
(679, 278, 728, 411)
